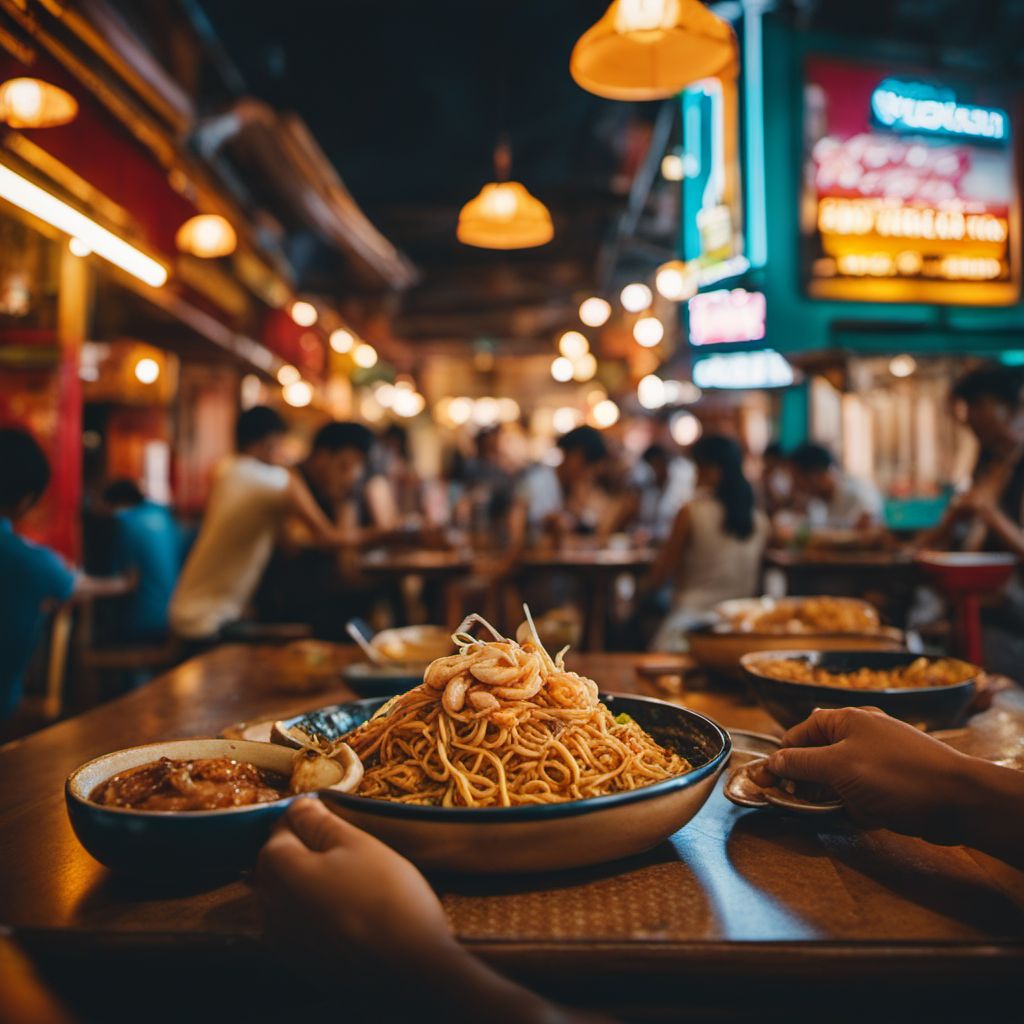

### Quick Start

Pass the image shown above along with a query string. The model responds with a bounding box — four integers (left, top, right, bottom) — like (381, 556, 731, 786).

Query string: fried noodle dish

(727, 597, 880, 635)
(342, 612, 692, 808)
(753, 656, 975, 691)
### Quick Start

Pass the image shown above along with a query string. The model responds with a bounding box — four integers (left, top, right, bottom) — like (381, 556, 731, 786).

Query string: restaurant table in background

(1, 645, 1021, 1022)
(765, 547, 919, 626)
(359, 548, 474, 629)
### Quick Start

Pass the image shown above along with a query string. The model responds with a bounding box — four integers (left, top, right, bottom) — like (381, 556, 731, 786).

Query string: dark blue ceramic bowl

(66, 739, 300, 876)
(276, 693, 731, 873)
(742, 650, 979, 731)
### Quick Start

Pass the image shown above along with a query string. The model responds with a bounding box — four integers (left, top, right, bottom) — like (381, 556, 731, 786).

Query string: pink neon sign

(688, 288, 767, 346)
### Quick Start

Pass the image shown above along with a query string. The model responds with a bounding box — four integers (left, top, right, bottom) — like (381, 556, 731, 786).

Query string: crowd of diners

(3, 362, 1024, 721)
(3, 363, 1024, 1021)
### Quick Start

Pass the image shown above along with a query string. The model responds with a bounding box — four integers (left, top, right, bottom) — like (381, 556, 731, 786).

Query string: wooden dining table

(2, 645, 1021, 1022)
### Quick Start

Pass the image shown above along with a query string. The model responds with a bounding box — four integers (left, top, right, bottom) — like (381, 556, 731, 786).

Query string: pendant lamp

(0, 77, 78, 128)
(570, 0, 737, 101)
(175, 214, 237, 258)
(457, 143, 553, 250)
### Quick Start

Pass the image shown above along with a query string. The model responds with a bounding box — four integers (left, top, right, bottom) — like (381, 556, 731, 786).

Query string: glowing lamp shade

(637, 374, 666, 410)
(558, 330, 590, 360)
(457, 181, 553, 250)
(633, 316, 665, 347)
(655, 260, 697, 302)
(620, 282, 652, 312)
(283, 380, 313, 408)
(175, 214, 237, 258)
(889, 354, 917, 378)
(0, 164, 166, 287)
(570, 0, 737, 101)
(329, 328, 355, 354)
(551, 356, 575, 382)
(289, 300, 318, 327)
(592, 399, 620, 428)
(134, 358, 160, 385)
(353, 343, 378, 369)
(670, 411, 703, 446)
(0, 78, 77, 128)
(579, 296, 611, 327)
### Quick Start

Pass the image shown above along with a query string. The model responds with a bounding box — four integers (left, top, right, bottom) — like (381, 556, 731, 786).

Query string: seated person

(758, 441, 794, 518)
(103, 479, 184, 644)
(0, 428, 129, 718)
(453, 426, 516, 539)
(255, 709, 1023, 1022)
(633, 442, 695, 542)
(648, 435, 769, 651)
(788, 442, 884, 535)
(169, 407, 346, 643)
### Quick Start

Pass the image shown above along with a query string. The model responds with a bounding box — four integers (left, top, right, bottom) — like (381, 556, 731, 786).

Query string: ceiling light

(473, 396, 502, 427)
(620, 282, 652, 312)
(633, 316, 664, 347)
(663, 379, 702, 404)
(572, 352, 598, 381)
(392, 389, 426, 418)
(277, 364, 301, 386)
(0, 77, 77, 128)
(570, 0, 737, 101)
(448, 397, 474, 425)
(289, 300, 318, 327)
(353, 343, 378, 368)
(374, 383, 396, 408)
(551, 356, 574, 382)
(655, 259, 696, 301)
(889, 354, 917, 378)
(330, 328, 355, 353)
(553, 407, 582, 434)
(497, 397, 521, 422)
(592, 399, 620, 428)
(558, 330, 589, 360)
(661, 153, 685, 182)
(283, 380, 313, 408)
(134, 358, 160, 385)
(0, 163, 167, 287)
(579, 296, 611, 327)
(670, 411, 703, 446)
(175, 214, 236, 258)
(637, 374, 666, 410)
(457, 181, 553, 249)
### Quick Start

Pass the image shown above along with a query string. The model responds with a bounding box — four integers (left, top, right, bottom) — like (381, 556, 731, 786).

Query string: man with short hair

(789, 442, 884, 532)
(634, 442, 695, 541)
(168, 406, 344, 642)
(0, 428, 128, 718)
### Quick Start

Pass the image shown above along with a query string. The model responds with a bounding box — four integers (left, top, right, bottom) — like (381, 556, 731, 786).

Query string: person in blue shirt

(102, 479, 183, 643)
(0, 428, 128, 719)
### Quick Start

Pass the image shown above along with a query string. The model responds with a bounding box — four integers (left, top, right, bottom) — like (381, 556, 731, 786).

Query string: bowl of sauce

(66, 739, 301, 876)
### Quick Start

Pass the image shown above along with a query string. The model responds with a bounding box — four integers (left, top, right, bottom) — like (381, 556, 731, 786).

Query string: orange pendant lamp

(457, 144, 553, 250)
(0, 77, 78, 128)
(570, 0, 737, 101)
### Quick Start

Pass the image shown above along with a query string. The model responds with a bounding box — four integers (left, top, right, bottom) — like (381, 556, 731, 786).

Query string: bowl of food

(687, 596, 904, 677)
(66, 738, 362, 875)
(270, 613, 731, 874)
(370, 625, 454, 665)
(741, 650, 979, 731)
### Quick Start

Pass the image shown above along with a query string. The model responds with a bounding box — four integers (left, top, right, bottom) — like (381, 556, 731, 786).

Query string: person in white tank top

(648, 435, 768, 651)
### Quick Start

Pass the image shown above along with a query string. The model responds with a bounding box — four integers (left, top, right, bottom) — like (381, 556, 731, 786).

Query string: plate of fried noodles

(271, 610, 730, 873)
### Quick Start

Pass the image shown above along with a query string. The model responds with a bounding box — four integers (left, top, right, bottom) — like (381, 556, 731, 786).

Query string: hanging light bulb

(637, 374, 666, 410)
(572, 352, 598, 382)
(353, 343, 378, 368)
(457, 181, 553, 249)
(175, 214, 236, 258)
(289, 300, 318, 327)
(283, 380, 313, 408)
(889, 354, 917, 378)
(392, 389, 426, 418)
(661, 153, 685, 182)
(330, 328, 355, 353)
(579, 296, 611, 327)
(570, 0, 737, 101)
(633, 316, 665, 347)
(134, 358, 160, 385)
(558, 331, 589, 360)
(277, 364, 301, 386)
(620, 282, 652, 312)
(655, 260, 697, 302)
(592, 399, 620, 428)
(0, 77, 78, 128)
(448, 397, 474, 425)
(670, 411, 703, 446)
(68, 238, 91, 258)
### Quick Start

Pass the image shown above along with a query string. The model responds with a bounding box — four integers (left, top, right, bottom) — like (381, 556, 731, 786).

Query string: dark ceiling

(192, 0, 661, 351)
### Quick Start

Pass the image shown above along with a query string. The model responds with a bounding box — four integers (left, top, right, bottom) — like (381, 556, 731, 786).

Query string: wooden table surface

(2, 645, 1022, 1019)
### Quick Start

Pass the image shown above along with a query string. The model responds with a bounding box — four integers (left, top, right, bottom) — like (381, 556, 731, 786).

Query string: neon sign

(871, 79, 1008, 143)
(693, 349, 793, 390)
(688, 288, 766, 346)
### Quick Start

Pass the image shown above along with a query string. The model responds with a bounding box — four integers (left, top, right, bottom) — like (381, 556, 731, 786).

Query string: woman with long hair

(648, 434, 768, 651)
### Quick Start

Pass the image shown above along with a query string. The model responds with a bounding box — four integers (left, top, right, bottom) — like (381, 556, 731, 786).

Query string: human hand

(766, 708, 983, 844)
(256, 798, 457, 976)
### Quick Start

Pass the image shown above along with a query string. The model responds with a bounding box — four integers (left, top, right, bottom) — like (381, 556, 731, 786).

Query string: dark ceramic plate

(273, 693, 731, 873)
(741, 650, 978, 731)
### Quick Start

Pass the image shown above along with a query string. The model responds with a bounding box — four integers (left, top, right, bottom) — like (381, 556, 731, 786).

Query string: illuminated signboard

(689, 288, 766, 346)
(693, 349, 794, 390)
(802, 58, 1018, 306)
(681, 78, 747, 285)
